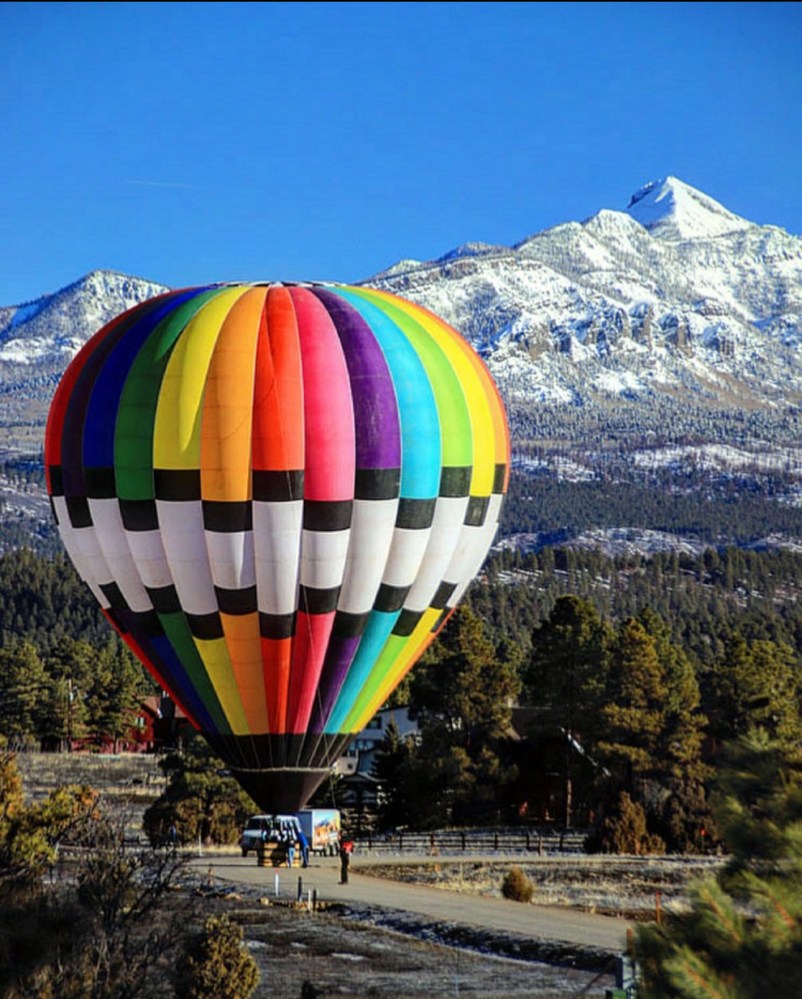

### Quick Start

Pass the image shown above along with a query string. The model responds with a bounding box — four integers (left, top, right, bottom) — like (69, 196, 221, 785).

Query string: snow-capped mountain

(2, 177, 801, 463)
(3, 176, 802, 554)
(364, 176, 802, 436)
(0, 270, 168, 366)
(625, 176, 753, 240)
(0, 271, 168, 452)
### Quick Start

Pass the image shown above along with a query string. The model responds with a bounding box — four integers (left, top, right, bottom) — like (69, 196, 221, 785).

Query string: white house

(336, 706, 419, 778)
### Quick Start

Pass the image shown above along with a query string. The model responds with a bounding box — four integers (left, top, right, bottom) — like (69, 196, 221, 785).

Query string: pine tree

(0, 640, 50, 745)
(414, 606, 521, 742)
(586, 790, 665, 855)
(636, 729, 802, 996)
(406, 607, 521, 826)
(84, 639, 150, 750)
(143, 734, 253, 846)
(175, 914, 259, 999)
(599, 618, 668, 789)
(524, 595, 614, 826)
(372, 721, 416, 831)
(638, 609, 713, 852)
(708, 635, 801, 747)
(525, 595, 613, 741)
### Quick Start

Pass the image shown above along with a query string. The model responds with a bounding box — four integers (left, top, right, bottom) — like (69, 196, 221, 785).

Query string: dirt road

(194, 850, 633, 956)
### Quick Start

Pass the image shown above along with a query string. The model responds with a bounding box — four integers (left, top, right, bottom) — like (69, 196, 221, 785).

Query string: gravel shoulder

(186, 858, 618, 998)
(190, 848, 724, 998)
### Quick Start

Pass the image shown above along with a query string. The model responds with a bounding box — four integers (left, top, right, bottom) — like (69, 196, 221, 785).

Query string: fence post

(297, 876, 303, 902)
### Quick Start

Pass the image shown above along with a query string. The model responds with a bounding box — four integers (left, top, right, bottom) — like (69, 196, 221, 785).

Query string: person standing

(339, 835, 352, 884)
(298, 828, 310, 868)
(284, 828, 296, 868)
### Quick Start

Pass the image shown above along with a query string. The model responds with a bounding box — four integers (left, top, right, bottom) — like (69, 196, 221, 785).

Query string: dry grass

(15, 750, 166, 840)
(363, 855, 725, 921)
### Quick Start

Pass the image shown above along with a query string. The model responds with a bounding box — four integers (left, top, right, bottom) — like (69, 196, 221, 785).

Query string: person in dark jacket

(338, 835, 352, 884)
(298, 828, 310, 867)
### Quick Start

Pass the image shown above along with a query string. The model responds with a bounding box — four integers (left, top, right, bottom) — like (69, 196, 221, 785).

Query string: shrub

(0, 800, 190, 999)
(586, 790, 666, 855)
(501, 866, 534, 903)
(174, 914, 259, 999)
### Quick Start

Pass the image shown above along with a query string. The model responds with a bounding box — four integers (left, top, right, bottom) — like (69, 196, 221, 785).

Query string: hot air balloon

(45, 282, 510, 812)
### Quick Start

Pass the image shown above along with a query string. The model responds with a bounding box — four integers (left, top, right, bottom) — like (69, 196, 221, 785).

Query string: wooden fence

(352, 828, 588, 856)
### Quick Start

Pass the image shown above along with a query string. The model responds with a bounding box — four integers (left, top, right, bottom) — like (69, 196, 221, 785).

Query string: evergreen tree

(38, 675, 85, 750)
(636, 729, 802, 996)
(84, 640, 151, 750)
(524, 595, 613, 825)
(0, 640, 50, 746)
(372, 721, 416, 831)
(585, 790, 665, 855)
(708, 635, 802, 746)
(43, 637, 103, 747)
(175, 914, 259, 999)
(405, 607, 521, 826)
(412, 607, 521, 742)
(639, 609, 707, 783)
(524, 595, 613, 740)
(45, 635, 97, 685)
(143, 734, 253, 846)
(599, 618, 668, 790)
(638, 610, 712, 852)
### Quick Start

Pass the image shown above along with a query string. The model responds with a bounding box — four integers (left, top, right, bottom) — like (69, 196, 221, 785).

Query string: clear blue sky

(2, 1, 801, 304)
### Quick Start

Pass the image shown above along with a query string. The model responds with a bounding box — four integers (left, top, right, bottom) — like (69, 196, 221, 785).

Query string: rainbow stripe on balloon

(45, 283, 510, 810)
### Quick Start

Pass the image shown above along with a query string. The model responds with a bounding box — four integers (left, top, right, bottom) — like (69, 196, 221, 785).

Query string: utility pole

(67, 677, 73, 752)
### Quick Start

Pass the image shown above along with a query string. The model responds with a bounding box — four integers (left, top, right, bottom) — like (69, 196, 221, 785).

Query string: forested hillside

(0, 550, 109, 653)
(1, 535, 801, 859)
(501, 464, 802, 546)
(0, 550, 154, 753)
(467, 544, 802, 664)
(6, 545, 802, 671)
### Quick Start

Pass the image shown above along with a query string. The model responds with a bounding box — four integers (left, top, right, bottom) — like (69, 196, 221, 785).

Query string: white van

(239, 814, 302, 857)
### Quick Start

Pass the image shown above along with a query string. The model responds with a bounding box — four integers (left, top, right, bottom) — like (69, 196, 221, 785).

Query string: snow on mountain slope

(1, 179, 801, 458)
(364, 178, 802, 422)
(626, 176, 752, 240)
(3, 179, 802, 554)
(0, 270, 168, 365)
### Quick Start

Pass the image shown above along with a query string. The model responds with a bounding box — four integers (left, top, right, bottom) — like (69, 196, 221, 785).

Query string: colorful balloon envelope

(45, 283, 510, 811)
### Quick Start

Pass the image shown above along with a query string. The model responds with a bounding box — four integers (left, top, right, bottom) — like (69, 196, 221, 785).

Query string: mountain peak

(625, 176, 751, 240)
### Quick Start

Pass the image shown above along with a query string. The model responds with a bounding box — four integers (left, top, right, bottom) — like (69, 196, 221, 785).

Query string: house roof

(141, 695, 188, 720)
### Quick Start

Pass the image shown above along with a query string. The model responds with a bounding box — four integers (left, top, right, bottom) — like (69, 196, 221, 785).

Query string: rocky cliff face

(363, 176, 802, 441)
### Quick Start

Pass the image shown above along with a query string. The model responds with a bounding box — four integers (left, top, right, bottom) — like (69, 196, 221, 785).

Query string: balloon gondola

(45, 282, 509, 812)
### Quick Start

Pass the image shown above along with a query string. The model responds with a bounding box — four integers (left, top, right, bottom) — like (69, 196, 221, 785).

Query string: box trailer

(297, 808, 341, 855)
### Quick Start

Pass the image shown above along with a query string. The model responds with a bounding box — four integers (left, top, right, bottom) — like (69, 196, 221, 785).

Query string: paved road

(193, 850, 634, 955)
